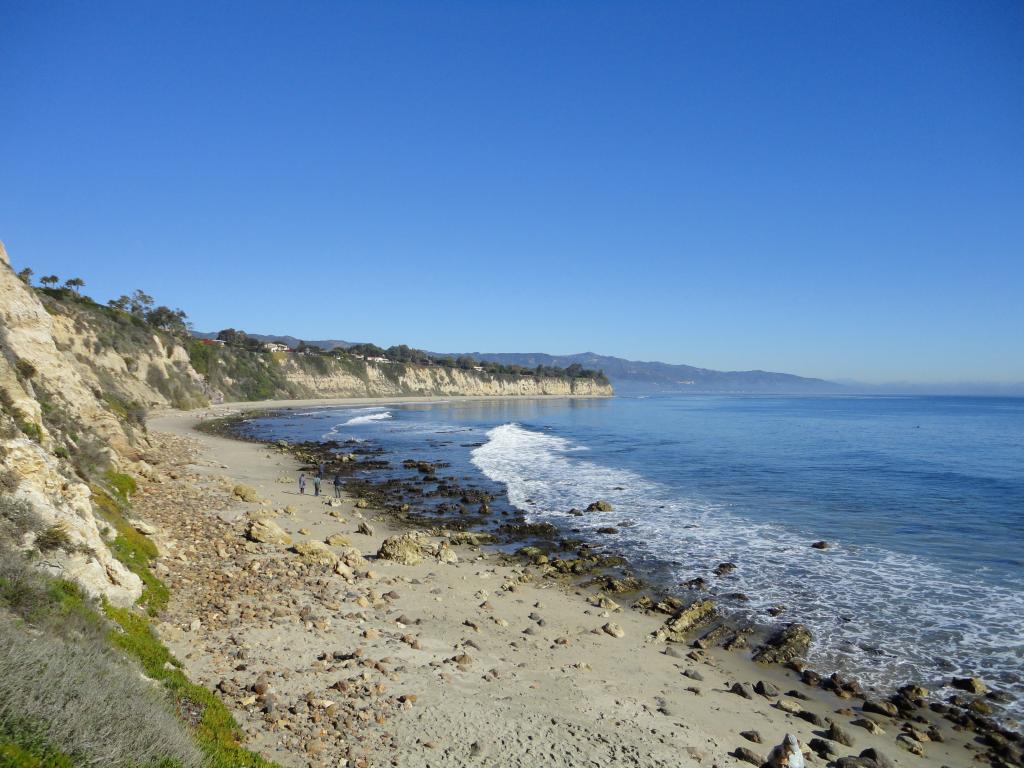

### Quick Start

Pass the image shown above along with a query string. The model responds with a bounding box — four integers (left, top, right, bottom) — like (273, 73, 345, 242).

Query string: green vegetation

(0, 547, 202, 768)
(91, 484, 167, 615)
(0, 482, 275, 767)
(103, 605, 276, 768)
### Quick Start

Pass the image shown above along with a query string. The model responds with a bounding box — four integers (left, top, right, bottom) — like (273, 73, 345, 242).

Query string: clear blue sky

(2, 1, 1022, 383)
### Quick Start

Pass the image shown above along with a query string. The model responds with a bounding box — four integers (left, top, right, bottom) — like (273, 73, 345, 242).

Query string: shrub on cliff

(0, 547, 202, 767)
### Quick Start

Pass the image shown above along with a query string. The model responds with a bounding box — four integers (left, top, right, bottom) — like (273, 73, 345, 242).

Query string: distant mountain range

(447, 352, 842, 394)
(193, 331, 840, 393)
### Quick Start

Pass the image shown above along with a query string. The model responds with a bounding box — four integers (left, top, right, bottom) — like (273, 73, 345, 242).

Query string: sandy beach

(138, 400, 987, 768)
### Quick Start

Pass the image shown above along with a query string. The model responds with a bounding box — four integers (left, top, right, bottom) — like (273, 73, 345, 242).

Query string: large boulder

(292, 540, 338, 566)
(654, 599, 716, 642)
(377, 533, 426, 565)
(753, 623, 812, 664)
(585, 500, 613, 513)
(247, 518, 291, 545)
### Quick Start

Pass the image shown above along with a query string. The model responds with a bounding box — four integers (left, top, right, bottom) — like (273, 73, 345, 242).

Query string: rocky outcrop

(654, 599, 717, 642)
(0, 435, 142, 605)
(753, 623, 812, 664)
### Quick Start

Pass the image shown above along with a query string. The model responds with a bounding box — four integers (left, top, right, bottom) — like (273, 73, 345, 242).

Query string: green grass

(103, 605, 276, 768)
(0, 721, 76, 768)
(91, 485, 167, 615)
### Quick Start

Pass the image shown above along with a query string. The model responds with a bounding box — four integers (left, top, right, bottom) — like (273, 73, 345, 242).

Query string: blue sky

(2, 1, 1022, 383)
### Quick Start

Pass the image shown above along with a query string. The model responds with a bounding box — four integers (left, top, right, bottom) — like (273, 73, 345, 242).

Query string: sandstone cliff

(278, 356, 613, 398)
(0, 240, 610, 605)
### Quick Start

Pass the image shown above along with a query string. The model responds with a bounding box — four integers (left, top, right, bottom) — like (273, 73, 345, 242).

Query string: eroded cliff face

(280, 358, 614, 398)
(0, 243, 145, 604)
(0, 239, 609, 604)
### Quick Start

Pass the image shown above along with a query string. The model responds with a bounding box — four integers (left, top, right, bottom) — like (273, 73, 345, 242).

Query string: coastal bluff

(0, 241, 609, 602)
(280, 360, 613, 398)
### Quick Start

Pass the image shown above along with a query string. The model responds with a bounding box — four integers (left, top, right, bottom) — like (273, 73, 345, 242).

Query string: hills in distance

(193, 332, 838, 394)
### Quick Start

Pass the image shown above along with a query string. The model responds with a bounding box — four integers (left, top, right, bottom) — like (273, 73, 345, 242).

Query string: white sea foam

(320, 408, 392, 438)
(472, 423, 1024, 719)
(343, 411, 393, 425)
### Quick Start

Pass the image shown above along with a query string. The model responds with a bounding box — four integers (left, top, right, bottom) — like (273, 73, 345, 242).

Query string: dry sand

(139, 400, 983, 768)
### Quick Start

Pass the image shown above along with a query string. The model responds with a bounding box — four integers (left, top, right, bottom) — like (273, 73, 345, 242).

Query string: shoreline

(140, 401, 1000, 767)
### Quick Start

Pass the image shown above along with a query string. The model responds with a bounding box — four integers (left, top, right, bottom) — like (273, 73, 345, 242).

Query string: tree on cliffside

(145, 306, 190, 334)
(40, 275, 59, 287)
(16, 267, 33, 284)
(63, 277, 85, 295)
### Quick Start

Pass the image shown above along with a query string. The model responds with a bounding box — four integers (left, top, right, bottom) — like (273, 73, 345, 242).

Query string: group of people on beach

(298, 461, 343, 498)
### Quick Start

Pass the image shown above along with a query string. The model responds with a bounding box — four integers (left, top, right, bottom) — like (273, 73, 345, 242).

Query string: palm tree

(64, 277, 85, 295)
(16, 267, 33, 284)
(40, 275, 59, 288)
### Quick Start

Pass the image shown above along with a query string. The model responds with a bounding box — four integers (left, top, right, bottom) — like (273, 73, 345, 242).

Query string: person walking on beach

(298, 473, 306, 495)
(333, 472, 343, 498)
(317, 461, 325, 479)
(313, 474, 321, 497)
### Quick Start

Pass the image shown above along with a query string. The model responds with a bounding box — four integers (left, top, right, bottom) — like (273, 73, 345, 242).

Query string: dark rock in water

(752, 623, 812, 664)
(681, 576, 708, 590)
(801, 669, 821, 688)
(811, 540, 829, 549)
(755, 680, 781, 698)
(730, 682, 755, 700)
(859, 748, 894, 768)
(596, 527, 619, 534)
(713, 562, 736, 577)
(731, 747, 765, 766)
(951, 676, 987, 694)
(585, 500, 613, 513)
(827, 721, 855, 747)
(740, 730, 763, 744)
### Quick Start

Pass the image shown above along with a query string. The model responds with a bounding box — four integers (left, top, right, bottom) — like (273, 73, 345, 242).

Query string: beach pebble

(862, 699, 898, 717)
(827, 721, 855, 747)
(896, 734, 925, 756)
(602, 622, 625, 638)
(851, 717, 885, 735)
(755, 679, 781, 697)
(730, 682, 755, 699)
(356, 521, 374, 536)
(859, 748, 894, 768)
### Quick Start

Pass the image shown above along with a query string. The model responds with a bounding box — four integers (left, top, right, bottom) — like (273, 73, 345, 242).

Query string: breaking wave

(472, 423, 1024, 718)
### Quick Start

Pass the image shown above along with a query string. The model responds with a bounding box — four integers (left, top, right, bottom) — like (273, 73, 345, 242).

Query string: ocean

(236, 394, 1024, 721)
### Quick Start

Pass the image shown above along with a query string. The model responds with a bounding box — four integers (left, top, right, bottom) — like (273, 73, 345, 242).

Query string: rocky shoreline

(140, 404, 1020, 768)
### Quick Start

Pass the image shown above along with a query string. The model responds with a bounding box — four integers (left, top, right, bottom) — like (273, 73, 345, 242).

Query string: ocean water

(239, 395, 1024, 720)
